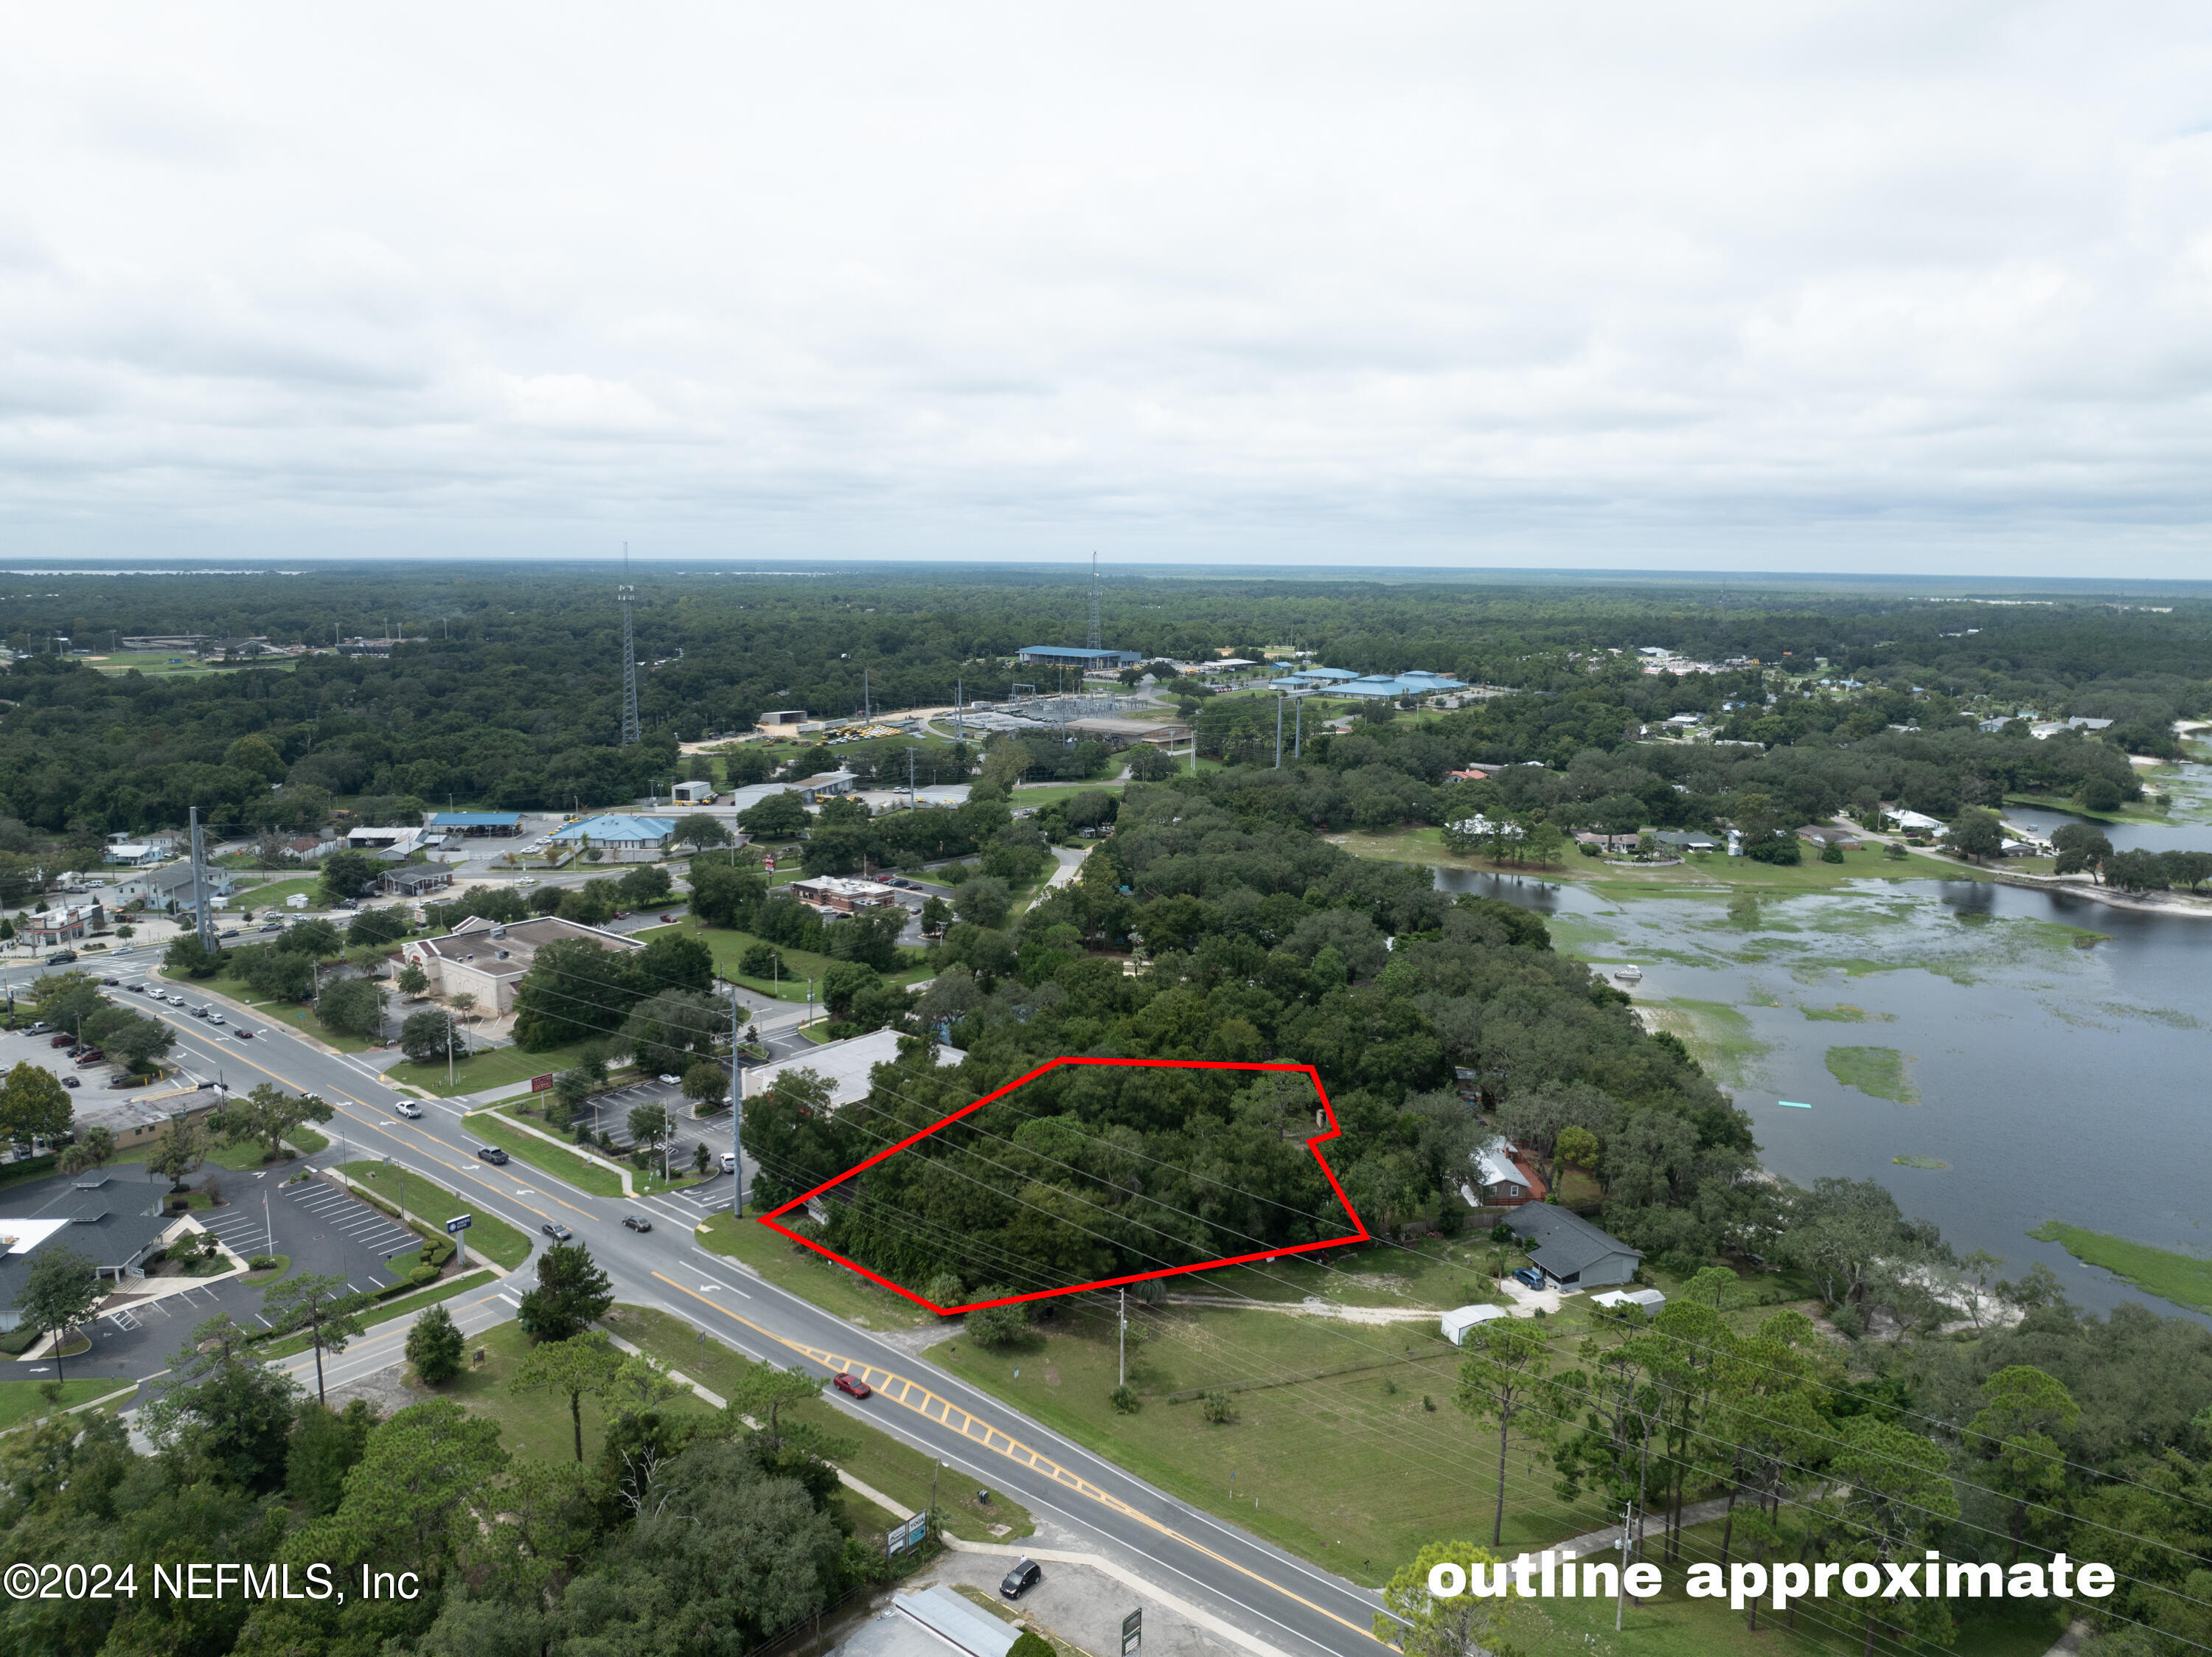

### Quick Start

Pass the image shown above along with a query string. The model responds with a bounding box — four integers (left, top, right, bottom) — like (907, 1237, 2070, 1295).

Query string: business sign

(886, 1512, 928, 1555)
(1121, 1609, 1141, 1656)
(445, 1215, 472, 1234)
(531, 1073, 555, 1092)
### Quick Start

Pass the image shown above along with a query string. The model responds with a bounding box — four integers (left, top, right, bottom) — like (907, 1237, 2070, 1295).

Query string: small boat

(1613, 966, 1643, 982)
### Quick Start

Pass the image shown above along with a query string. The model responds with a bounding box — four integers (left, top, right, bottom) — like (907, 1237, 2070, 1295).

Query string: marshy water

(1434, 861, 2212, 1323)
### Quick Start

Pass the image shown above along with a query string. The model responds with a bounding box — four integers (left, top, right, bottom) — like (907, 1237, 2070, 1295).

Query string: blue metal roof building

(549, 814, 677, 847)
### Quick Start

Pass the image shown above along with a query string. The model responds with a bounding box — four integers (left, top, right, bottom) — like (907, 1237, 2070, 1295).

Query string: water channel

(1433, 858, 2212, 1325)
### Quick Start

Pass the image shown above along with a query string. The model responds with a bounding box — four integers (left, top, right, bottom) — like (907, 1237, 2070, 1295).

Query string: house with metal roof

(548, 815, 677, 861)
(1501, 1205, 1643, 1290)
(1467, 1137, 1545, 1206)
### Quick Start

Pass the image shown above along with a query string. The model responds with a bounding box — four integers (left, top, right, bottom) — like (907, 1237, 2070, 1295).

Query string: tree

(319, 848, 382, 903)
(1820, 841, 1845, 864)
(511, 1332, 625, 1462)
(615, 863, 672, 906)
(13, 1244, 101, 1383)
(400, 1007, 459, 1063)
(1374, 1540, 1516, 1657)
(919, 894, 951, 934)
(724, 1363, 824, 1451)
(286, 1397, 378, 1517)
(1948, 807, 2004, 862)
(621, 988, 721, 1076)
(683, 1061, 728, 1109)
(316, 974, 387, 1039)
(163, 934, 229, 979)
(670, 813, 732, 852)
(953, 875, 1013, 931)
(2051, 823, 2112, 882)
(142, 1312, 302, 1491)
(1127, 745, 1180, 782)
(397, 960, 430, 996)
(627, 1102, 672, 1167)
(407, 1303, 466, 1386)
(83, 1005, 174, 1074)
(737, 791, 808, 838)
(1972, 1364, 2081, 1560)
(211, 1082, 335, 1164)
(311, 1399, 507, 1591)
(689, 861, 768, 928)
(1455, 1316, 1551, 1546)
(347, 905, 410, 947)
(962, 1292, 1033, 1351)
(58, 1123, 116, 1176)
(516, 1241, 613, 1343)
(2105, 847, 2170, 893)
(2080, 775, 2123, 813)
(147, 1114, 208, 1191)
(553, 1063, 597, 1122)
(264, 1272, 369, 1404)
(1556, 1125, 1601, 1175)
(0, 1062, 74, 1150)
(279, 917, 347, 958)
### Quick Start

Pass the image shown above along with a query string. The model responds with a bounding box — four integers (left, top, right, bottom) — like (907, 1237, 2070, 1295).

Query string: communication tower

(1086, 550, 1102, 653)
(619, 546, 641, 746)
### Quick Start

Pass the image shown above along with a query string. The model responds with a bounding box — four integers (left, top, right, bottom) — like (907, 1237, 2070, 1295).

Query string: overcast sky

(4, 4, 2211, 574)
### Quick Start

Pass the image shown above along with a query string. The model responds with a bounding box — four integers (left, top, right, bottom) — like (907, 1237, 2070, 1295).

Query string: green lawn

(1331, 825, 1951, 896)
(104, 1125, 328, 1177)
(2003, 791, 2169, 825)
(697, 1211, 934, 1329)
(336, 1159, 532, 1271)
(1505, 1518, 2056, 1657)
(602, 1305, 1034, 1541)
(495, 1098, 718, 1197)
(0, 1378, 125, 1431)
(2028, 1222, 2212, 1316)
(224, 875, 331, 911)
(399, 1318, 719, 1462)
(929, 1298, 1598, 1585)
(259, 1271, 498, 1359)
(383, 1041, 579, 1098)
(460, 1111, 627, 1198)
(637, 920, 929, 1002)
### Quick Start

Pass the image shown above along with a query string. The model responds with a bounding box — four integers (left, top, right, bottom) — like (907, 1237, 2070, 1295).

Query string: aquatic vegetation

(1824, 1044, 1919, 1103)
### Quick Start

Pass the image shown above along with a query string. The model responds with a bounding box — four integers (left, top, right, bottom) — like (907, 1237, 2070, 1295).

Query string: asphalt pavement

(0, 945, 1392, 1657)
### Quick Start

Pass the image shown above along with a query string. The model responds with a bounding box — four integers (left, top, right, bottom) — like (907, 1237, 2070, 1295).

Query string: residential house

(1654, 829, 1717, 853)
(1797, 825, 1862, 849)
(1444, 767, 1494, 782)
(1464, 1136, 1545, 1206)
(400, 914, 644, 1015)
(106, 862, 237, 911)
(102, 833, 175, 866)
(1501, 1205, 1644, 1290)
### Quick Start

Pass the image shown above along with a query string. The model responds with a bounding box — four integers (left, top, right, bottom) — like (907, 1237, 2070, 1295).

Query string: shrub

(1201, 1390, 1235, 1425)
(1009, 1634, 1054, 1657)
(248, 1255, 280, 1272)
(1110, 1384, 1139, 1414)
(407, 1302, 465, 1385)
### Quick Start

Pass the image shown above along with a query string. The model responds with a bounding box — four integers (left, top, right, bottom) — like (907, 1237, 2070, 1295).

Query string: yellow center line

(649, 1271, 1385, 1648)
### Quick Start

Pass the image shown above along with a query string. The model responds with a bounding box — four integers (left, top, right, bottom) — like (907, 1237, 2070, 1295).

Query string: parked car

(657, 1073, 681, 1085)
(1511, 1266, 1546, 1290)
(540, 1222, 574, 1242)
(392, 1101, 422, 1119)
(74, 1049, 104, 1066)
(622, 1214, 653, 1232)
(999, 1560, 1041, 1599)
(476, 1145, 509, 1165)
(60, 1075, 79, 1089)
(24, 1021, 46, 1033)
(48, 1035, 74, 1049)
(832, 1372, 872, 1400)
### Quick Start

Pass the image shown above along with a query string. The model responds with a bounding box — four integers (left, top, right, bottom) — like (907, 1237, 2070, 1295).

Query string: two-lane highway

(29, 950, 1393, 1656)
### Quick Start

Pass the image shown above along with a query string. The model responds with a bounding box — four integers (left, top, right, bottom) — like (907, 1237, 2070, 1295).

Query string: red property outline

(755, 1056, 1370, 1315)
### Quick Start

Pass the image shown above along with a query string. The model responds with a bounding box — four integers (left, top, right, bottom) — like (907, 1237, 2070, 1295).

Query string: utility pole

(1273, 694, 1283, 768)
(1616, 1499, 1633, 1630)
(1086, 551, 1101, 652)
(907, 747, 917, 811)
(619, 546, 641, 746)
(188, 807, 215, 953)
(730, 983, 744, 1214)
(1119, 1287, 1127, 1386)
(954, 679, 964, 744)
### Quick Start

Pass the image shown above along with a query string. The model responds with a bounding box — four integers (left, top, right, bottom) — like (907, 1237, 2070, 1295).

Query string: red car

(832, 1373, 872, 1400)
(658, 913, 676, 923)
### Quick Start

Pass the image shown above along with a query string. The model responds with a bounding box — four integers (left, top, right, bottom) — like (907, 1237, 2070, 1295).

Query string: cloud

(2, 2, 2211, 572)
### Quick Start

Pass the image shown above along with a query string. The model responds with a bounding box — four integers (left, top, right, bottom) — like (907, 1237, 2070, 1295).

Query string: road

(10, 949, 1394, 1656)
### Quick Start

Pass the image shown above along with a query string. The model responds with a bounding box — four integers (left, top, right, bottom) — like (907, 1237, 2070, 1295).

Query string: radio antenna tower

(619, 544, 641, 746)
(1085, 550, 1102, 652)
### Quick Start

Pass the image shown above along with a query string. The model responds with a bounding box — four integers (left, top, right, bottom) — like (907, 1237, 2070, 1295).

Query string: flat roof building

(789, 876, 902, 914)
(425, 812, 522, 836)
(740, 1029, 964, 1114)
(1016, 645, 1141, 669)
(402, 914, 644, 1014)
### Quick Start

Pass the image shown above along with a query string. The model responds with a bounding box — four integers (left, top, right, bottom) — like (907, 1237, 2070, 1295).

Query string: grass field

(0, 1378, 125, 1430)
(2028, 1221, 2212, 1316)
(493, 1098, 716, 1198)
(602, 1304, 1034, 1542)
(1823, 1044, 1918, 1103)
(460, 1111, 627, 1198)
(224, 875, 331, 911)
(105, 1124, 328, 1176)
(383, 1040, 575, 1097)
(696, 1211, 935, 1329)
(636, 919, 930, 1002)
(929, 1298, 1607, 1585)
(403, 1317, 717, 1462)
(336, 1159, 532, 1270)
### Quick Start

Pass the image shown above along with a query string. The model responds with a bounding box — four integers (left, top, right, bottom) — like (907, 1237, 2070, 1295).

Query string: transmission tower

(1085, 550, 1101, 652)
(618, 546, 641, 746)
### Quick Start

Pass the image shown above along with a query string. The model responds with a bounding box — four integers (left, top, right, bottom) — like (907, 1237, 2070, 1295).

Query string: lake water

(1434, 864, 2212, 1324)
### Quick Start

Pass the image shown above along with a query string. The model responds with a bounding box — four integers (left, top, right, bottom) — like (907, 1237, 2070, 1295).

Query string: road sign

(445, 1215, 472, 1234)
(1121, 1608, 1141, 1656)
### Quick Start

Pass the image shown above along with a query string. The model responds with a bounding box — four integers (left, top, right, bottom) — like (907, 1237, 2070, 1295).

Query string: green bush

(248, 1255, 280, 1272)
